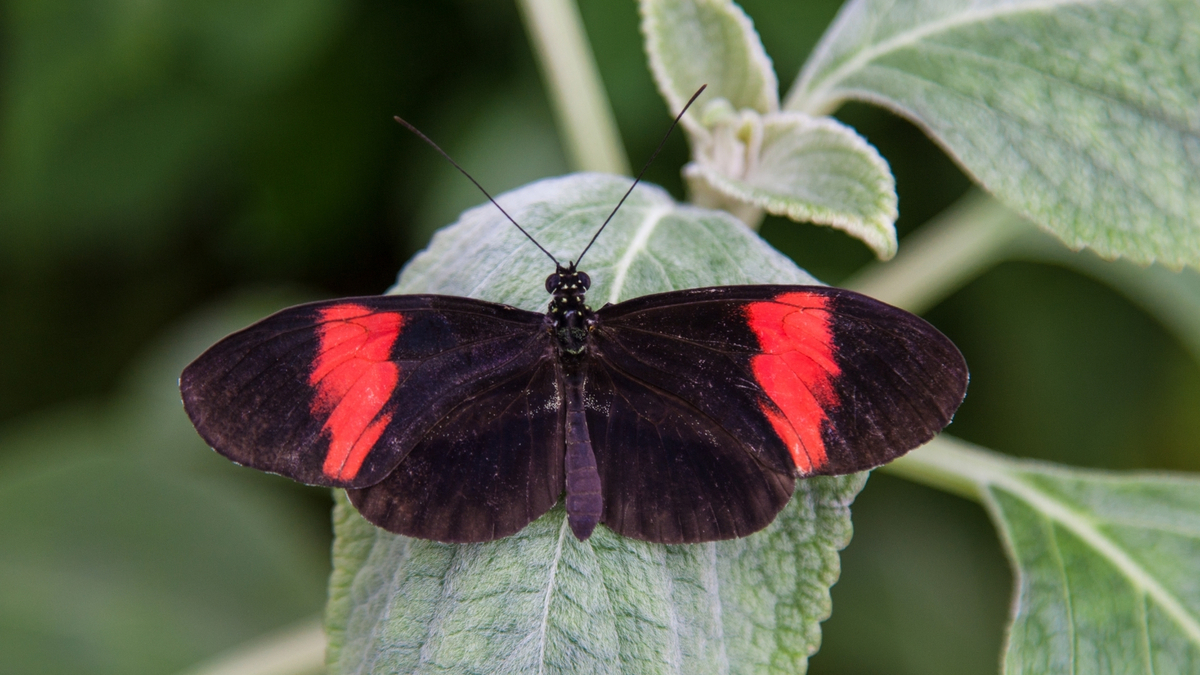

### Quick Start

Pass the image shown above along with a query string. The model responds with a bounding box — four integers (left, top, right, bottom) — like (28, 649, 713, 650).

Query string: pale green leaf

(786, 0, 1200, 268)
(686, 112, 897, 258)
(889, 436, 1200, 674)
(640, 0, 778, 125)
(326, 173, 865, 675)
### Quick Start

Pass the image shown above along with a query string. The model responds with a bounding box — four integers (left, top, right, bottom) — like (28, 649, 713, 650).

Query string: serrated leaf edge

(683, 111, 898, 260)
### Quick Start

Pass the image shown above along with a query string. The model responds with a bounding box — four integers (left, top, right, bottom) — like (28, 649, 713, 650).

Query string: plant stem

(844, 191, 1029, 313)
(174, 618, 325, 675)
(878, 435, 1013, 502)
(516, 0, 631, 176)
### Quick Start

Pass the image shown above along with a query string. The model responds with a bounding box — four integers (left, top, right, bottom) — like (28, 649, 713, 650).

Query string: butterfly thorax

(546, 265, 594, 357)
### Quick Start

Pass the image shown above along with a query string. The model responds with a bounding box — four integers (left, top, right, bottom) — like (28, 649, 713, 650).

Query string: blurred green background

(2, 1, 1197, 673)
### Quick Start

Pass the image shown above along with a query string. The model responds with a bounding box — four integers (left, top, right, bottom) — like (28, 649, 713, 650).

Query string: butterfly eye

(577, 272, 591, 290)
(545, 273, 560, 293)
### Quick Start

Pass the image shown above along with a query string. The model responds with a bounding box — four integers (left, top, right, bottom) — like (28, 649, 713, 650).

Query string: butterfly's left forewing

(181, 295, 552, 490)
(591, 285, 967, 541)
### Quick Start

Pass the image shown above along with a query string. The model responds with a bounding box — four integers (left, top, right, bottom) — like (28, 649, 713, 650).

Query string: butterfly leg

(563, 369, 602, 540)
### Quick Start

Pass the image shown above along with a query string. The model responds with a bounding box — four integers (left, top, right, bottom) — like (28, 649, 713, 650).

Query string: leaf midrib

(607, 205, 673, 304)
(535, 517, 571, 675)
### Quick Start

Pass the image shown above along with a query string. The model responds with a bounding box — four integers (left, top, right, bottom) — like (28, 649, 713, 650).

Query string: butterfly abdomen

(563, 368, 602, 540)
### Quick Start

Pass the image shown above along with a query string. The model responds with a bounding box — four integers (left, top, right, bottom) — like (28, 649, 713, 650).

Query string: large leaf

(326, 173, 866, 674)
(391, 172, 818, 304)
(786, 0, 1200, 269)
(889, 436, 1200, 674)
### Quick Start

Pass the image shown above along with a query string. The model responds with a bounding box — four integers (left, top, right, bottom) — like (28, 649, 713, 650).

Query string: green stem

(844, 191, 1030, 313)
(174, 618, 325, 675)
(878, 435, 1013, 503)
(516, 0, 631, 175)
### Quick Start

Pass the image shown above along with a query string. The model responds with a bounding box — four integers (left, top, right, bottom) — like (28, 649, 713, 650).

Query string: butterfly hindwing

(348, 355, 565, 542)
(181, 295, 550, 489)
(584, 359, 796, 543)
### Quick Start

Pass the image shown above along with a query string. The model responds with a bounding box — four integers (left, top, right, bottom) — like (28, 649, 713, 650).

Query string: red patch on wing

(745, 292, 841, 474)
(310, 304, 404, 481)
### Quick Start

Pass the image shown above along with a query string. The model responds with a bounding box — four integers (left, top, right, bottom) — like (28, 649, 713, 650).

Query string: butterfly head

(545, 263, 590, 297)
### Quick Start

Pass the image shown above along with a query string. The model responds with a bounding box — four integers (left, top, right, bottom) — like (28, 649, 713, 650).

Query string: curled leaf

(687, 112, 898, 258)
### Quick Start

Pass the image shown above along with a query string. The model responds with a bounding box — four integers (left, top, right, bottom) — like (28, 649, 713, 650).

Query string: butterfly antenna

(574, 84, 707, 268)
(394, 116, 560, 267)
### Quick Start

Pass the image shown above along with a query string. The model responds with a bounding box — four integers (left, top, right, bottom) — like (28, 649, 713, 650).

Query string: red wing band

(745, 292, 841, 474)
(310, 304, 404, 481)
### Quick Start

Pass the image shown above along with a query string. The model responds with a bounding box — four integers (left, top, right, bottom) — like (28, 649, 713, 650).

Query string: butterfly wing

(582, 360, 795, 543)
(347, 355, 564, 542)
(590, 285, 967, 542)
(181, 295, 555, 492)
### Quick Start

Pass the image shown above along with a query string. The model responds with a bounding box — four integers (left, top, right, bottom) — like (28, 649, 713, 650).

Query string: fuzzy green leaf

(324, 174, 866, 674)
(890, 437, 1200, 674)
(391, 173, 817, 305)
(686, 112, 897, 258)
(640, 0, 778, 124)
(639, 0, 898, 255)
(787, 0, 1200, 268)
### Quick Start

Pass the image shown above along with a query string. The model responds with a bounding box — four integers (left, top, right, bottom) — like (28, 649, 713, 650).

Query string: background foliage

(2, 0, 1198, 673)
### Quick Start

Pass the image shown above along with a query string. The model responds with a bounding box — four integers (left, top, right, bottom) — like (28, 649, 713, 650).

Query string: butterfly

(180, 87, 968, 544)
